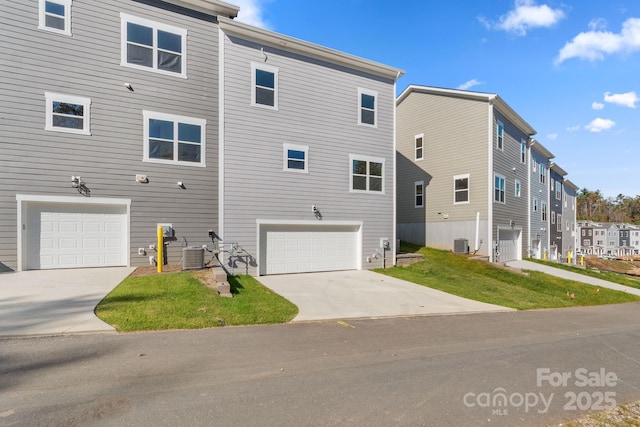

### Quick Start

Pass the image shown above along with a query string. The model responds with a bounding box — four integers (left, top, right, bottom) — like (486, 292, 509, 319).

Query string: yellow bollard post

(543, 252, 547, 261)
(567, 250, 572, 265)
(157, 226, 163, 273)
(580, 256, 584, 267)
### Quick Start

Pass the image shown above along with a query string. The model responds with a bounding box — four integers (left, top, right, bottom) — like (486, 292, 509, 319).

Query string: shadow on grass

(227, 276, 245, 295)
(98, 294, 158, 305)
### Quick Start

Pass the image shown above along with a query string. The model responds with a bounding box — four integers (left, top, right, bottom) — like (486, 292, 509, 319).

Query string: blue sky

(232, 0, 639, 198)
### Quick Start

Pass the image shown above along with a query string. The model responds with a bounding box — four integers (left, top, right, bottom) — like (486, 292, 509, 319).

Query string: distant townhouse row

(396, 86, 578, 263)
(577, 221, 640, 256)
(0, 0, 403, 275)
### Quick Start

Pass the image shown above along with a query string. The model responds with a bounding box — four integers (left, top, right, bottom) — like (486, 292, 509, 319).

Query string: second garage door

(497, 229, 522, 262)
(260, 224, 360, 275)
(25, 202, 128, 270)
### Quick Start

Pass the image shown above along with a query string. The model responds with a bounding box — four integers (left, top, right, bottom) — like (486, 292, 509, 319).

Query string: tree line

(577, 189, 640, 224)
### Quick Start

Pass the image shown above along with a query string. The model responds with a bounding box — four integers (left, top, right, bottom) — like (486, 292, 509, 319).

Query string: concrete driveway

(0, 267, 135, 337)
(258, 270, 513, 321)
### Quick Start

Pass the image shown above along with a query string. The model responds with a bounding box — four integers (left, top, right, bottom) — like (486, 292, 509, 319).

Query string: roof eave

(550, 162, 568, 176)
(529, 138, 555, 159)
(218, 16, 404, 80)
(161, 0, 239, 18)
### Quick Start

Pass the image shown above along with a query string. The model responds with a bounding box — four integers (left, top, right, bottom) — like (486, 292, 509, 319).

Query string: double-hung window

(541, 202, 547, 221)
(454, 174, 469, 204)
(39, 0, 72, 36)
(283, 143, 308, 172)
(415, 181, 424, 208)
(496, 121, 504, 150)
(251, 62, 278, 109)
(415, 134, 424, 160)
(520, 139, 526, 163)
(45, 92, 91, 135)
(515, 179, 521, 198)
(551, 211, 556, 224)
(557, 214, 562, 232)
(358, 88, 377, 127)
(143, 111, 205, 166)
(494, 174, 505, 203)
(533, 198, 539, 213)
(539, 164, 546, 184)
(350, 154, 384, 193)
(556, 181, 562, 200)
(121, 14, 187, 77)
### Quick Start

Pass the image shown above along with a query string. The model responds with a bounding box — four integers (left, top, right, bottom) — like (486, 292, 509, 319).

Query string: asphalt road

(2, 303, 640, 427)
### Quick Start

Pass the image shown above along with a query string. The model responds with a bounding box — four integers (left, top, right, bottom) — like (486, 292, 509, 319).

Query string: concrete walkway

(258, 270, 514, 321)
(0, 267, 135, 337)
(506, 260, 640, 296)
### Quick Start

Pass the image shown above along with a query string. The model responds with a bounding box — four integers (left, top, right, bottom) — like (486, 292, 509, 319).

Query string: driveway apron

(258, 270, 514, 321)
(0, 267, 134, 337)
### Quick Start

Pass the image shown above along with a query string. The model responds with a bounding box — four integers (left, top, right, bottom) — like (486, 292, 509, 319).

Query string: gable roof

(550, 162, 568, 177)
(218, 16, 405, 80)
(530, 138, 555, 159)
(396, 85, 536, 136)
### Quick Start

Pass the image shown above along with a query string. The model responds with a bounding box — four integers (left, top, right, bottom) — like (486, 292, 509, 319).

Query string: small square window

(39, 0, 72, 36)
(121, 13, 187, 78)
(454, 174, 469, 204)
(252, 62, 278, 109)
(45, 92, 90, 135)
(143, 111, 205, 166)
(350, 154, 384, 193)
(415, 181, 424, 208)
(415, 134, 424, 161)
(283, 143, 308, 173)
(358, 88, 377, 127)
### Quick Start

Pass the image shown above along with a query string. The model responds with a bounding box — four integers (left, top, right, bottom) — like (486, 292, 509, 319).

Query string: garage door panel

(263, 225, 359, 275)
(26, 202, 127, 270)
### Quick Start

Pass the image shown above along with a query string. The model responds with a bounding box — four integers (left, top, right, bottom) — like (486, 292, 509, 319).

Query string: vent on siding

(182, 246, 204, 270)
(453, 238, 469, 254)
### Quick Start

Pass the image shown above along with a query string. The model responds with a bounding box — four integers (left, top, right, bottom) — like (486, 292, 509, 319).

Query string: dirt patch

(584, 256, 639, 274)
(129, 264, 188, 277)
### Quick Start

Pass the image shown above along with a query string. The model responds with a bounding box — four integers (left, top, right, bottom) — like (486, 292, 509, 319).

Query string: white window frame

(120, 13, 187, 78)
(357, 88, 377, 127)
(494, 173, 505, 204)
(533, 198, 539, 213)
(496, 121, 504, 151)
(349, 154, 385, 194)
(283, 143, 308, 173)
(556, 181, 562, 200)
(251, 62, 279, 110)
(45, 92, 91, 135)
(415, 133, 424, 161)
(541, 202, 547, 221)
(551, 211, 556, 224)
(453, 173, 470, 204)
(143, 111, 206, 167)
(520, 139, 526, 163)
(539, 164, 546, 184)
(39, 0, 72, 36)
(515, 179, 521, 198)
(557, 214, 562, 232)
(415, 181, 424, 208)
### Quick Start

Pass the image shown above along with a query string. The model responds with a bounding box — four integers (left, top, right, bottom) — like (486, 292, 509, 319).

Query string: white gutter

(487, 101, 495, 261)
(218, 27, 225, 250)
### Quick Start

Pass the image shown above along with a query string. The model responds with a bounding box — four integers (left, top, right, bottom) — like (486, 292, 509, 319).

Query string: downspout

(475, 211, 480, 252)
(218, 27, 226, 263)
(392, 72, 400, 266)
(487, 100, 494, 261)
(527, 141, 531, 257)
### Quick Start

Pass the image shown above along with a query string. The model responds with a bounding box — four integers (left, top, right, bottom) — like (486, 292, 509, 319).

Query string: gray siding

(563, 185, 577, 257)
(0, 0, 219, 270)
(221, 34, 396, 275)
(491, 110, 530, 259)
(396, 93, 490, 254)
(549, 170, 563, 255)
(529, 148, 551, 258)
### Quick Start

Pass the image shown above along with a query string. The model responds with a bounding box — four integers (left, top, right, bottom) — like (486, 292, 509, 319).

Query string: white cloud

(585, 118, 615, 132)
(592, 101, 605, 110)
(588, 18, 608, 31)
(547, 133, 558, 140)
(566, 125, 581, 131)
(555, 17, 640, 63)
(234, 0, 272, 29)
(457, 79, 484, 90)
(483, 0, 565, 36)
(604, 91, 639, 108)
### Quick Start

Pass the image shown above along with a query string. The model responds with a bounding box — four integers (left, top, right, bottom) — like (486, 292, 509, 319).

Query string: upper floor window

(557, 214, 562, 232)
(121, 13, 187, 78)
(415, 134, 424, 160)
(515, 179, 521, 198)
(533, 198, 539, 212)
(454, 174, 469, 204)
(143, 111, 205, 166)
(555, 181, 562, 200)
(350, 154, 384, 193)
(541, 202, 547, 221)
(494, 174, 505, 204)
(415, 181, 424, 208)
(551, 211, 556, 224)
(45, 92, 90, 135)
(497, 121, 504, 150)
(539, 164, 546, 184)
(358, 88, 377, 127)
(39, 0, 72, 36)
(252, 62, 278, 109)
(283, 143, 308, 173)
(520, 139, 526, 163)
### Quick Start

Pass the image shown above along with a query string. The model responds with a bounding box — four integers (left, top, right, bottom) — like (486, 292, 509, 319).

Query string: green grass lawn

(528, 258, 640, 290)
(95, 273, 298, 331)
(378, 247, 640, 310)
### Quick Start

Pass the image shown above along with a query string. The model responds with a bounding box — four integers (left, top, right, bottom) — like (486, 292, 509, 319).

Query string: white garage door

(25, 202, 128, 270)
(261, 224, 360, 275)
(497, 229, 521, 262)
